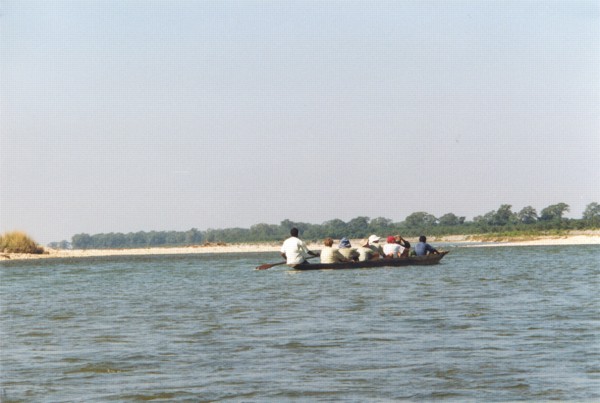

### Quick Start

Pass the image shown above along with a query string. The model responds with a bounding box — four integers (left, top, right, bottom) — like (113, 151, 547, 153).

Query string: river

(1, 245, 599, 401)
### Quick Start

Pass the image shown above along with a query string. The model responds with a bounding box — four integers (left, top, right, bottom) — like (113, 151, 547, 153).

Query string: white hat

(368, 235, 381, 244)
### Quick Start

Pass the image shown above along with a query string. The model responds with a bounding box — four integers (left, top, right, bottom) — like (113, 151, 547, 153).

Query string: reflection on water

(1, 246, 599, 401)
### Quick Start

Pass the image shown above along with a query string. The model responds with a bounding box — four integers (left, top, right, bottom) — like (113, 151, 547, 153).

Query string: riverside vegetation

(40, 202, 600, 250)
(0, 232, 45, 254)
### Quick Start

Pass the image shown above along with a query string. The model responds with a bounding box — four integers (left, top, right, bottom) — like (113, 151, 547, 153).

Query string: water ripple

(1, 246, 599, 401)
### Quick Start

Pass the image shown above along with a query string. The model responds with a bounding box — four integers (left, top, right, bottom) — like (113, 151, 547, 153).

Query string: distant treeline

(51, 202, 600, 250)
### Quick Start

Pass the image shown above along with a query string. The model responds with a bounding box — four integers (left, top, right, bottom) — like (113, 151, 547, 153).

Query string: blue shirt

(415, 242, 437, 256)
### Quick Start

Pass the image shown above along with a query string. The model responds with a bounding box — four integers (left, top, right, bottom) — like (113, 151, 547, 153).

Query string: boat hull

(290, 251, 448, 270)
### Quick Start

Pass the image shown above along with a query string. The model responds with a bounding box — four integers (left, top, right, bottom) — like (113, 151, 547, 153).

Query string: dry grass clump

(0, 231, 44, 254)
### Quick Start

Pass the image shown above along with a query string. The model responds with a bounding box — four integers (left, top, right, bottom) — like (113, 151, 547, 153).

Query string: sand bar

(1, 231, 598, 261)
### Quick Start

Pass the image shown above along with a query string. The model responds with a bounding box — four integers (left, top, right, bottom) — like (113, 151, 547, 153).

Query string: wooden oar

(255, 255, 319, 270)
(255, 261, 288, 270)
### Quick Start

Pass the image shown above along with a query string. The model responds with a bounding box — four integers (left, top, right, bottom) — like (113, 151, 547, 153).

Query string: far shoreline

(2, 230, 598, 262)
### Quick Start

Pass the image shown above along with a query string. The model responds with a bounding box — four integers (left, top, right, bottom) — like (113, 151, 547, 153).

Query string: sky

(1, 0, 599, 244)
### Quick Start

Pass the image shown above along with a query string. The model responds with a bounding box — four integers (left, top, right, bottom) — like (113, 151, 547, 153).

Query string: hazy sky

(1, 0, 599, 244)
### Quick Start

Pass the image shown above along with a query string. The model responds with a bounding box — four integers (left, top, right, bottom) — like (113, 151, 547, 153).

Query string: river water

(1, 245, 599, 402)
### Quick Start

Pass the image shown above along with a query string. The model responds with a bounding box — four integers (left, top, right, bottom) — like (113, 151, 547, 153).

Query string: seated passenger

(365, 234, 384, 258)
(383, 236, 401, 258)
(281, 227, 318, 265)
(394, 234, 411, 257)
(356, 238, 379, 261)
(415, 235, 440, 256)
(338, 237, 359, 261)
(320, 237, 351, 264)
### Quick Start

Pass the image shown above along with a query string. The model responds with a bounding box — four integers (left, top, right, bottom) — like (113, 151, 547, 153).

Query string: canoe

(290, 251, 448, 270)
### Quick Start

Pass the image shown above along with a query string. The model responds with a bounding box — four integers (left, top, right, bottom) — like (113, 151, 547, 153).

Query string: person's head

(368, 235, 380, 244)
(394, 235, 402, 243)
(419, 235, 426, 242)
(386, 236, 395, 244)
(339, 237, 351, 248)
(290, 227, 299, 237)
(324, 237, 334, 247)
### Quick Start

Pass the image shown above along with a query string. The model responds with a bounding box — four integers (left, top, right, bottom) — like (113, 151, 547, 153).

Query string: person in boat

(364, 234, 384, 258)
(320, 238, 352, 264)
(280, 227, 318, 264)
(415, 235, 440, 256)
(383, 235, 402, 258)
(394, 234, 411, 257)
(338, 237, 359, 261)
(356, 238, 380, 261)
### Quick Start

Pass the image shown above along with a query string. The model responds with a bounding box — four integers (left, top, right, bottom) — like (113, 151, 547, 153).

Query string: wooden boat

(290, 251, 448, 270)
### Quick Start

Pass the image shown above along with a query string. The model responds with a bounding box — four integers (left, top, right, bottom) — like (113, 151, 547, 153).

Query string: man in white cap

(357, 234, 384, 260)
(356, 239, 376, 261)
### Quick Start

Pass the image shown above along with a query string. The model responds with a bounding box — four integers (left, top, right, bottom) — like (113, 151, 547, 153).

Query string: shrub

(0, 231, 44, 254)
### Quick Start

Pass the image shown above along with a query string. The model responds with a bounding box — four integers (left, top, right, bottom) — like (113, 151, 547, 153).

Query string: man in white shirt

(383, 235, 405, 258)
(365, 234, 384, 258)
(280, 227, 318, 265)
(356, 237, 380, 261)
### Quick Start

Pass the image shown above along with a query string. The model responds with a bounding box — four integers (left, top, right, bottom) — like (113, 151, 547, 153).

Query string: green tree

(279, 219, 313, 238)
(404, 212, 437, 228)
(517, 206, 538, 224)
(346, 216, 370, 237)
(540, 203, 570, 221)
(582, 202, 600, 225)
(369, 217, 392, 228)
(146, 231, 166, 246)
(321, 219, 347, 238)
(165, 231, 185, 245)
(249, 223, 279, 241)
(184, 228, 203, 244)
(438, 213, 464, 226)
(127, 231, 147, 247)
(367, 217, 395, 236)
(49, 240, 71, 249)
(491, 204, 516, 226)
(72, 233, 92, 249)
(481, 210, 496, 225)
(112, 233, 126, 247)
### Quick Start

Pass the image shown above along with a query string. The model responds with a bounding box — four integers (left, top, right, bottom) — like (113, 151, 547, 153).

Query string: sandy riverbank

(430, 230, 600, 247)
(1, 231, 599, 261)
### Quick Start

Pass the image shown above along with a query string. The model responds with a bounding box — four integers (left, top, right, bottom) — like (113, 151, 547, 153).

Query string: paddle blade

(255, 260, 287, 270)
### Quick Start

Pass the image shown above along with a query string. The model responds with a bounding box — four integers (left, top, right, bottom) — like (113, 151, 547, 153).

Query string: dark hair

(419, 235, 426, 242)
(323, 237, 333, 247)
(290, 227, 299, 237)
